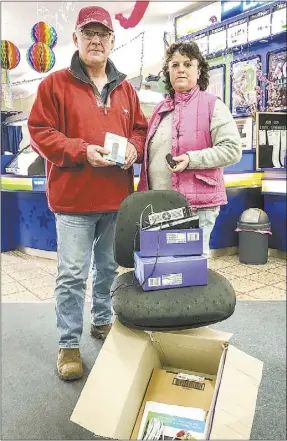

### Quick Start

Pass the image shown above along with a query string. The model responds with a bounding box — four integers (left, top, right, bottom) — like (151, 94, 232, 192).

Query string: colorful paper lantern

(26, 42, 55, 73)
(31, 21, 57, 48)
(1, 40, 21, 70)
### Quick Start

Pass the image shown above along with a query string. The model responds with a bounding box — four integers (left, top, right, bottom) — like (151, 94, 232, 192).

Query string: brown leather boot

(57, 348, 83, 381)
(90, 324, 112, 340)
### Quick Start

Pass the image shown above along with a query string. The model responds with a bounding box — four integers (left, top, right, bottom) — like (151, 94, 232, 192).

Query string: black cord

(111, 209, 162, 297)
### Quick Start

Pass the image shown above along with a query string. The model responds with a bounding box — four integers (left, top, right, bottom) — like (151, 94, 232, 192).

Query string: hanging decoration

(27, 21, 57, 73)
(1, 40, 20, 111)
(36, 2, 78, 32)
(1, 68, 14, 110)
(31, 21, 58, 48)
(115, 1, 150, 29)
(12, 77, 46, 86)
(27, 42, 55, 73)
(1, 40, 21, 70)
(111, 31, 145, 84)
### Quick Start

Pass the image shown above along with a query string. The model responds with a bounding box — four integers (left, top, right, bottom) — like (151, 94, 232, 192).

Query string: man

(28, 6, 147, 381)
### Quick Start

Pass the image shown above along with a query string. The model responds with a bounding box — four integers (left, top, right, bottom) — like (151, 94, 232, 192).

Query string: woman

(138, 42, 242, 256)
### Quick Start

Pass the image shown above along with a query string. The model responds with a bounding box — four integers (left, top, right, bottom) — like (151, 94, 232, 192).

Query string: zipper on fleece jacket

(69, 68, 125, 116)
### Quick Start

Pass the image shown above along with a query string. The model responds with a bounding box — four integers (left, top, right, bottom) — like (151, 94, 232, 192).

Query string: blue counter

(1, 184, 265, 253)
(1, 190, 56, 252)
(263, 194, 286, 252)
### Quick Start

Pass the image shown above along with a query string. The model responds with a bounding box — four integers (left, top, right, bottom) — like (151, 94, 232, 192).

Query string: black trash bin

(237, 208, 271, 265)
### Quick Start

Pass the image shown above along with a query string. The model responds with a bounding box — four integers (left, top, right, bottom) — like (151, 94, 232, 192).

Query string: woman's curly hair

(162, 42, 209, 98)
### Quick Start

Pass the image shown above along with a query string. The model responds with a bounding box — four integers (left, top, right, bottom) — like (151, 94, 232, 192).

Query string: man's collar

(70, 50, 126, 85)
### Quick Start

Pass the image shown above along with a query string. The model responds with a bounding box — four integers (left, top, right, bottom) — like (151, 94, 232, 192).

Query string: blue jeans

(55, 212, 118, 348)
(197, 207, 220, 256)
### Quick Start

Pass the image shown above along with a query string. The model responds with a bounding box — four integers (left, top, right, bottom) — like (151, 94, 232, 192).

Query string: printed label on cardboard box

(166, 232, 187, 244)
(148, 277, 161, 287)
(187, 232, 200, 241)
(173, 373, 206, 391)
(176, 373, 206, 383)
(162, 273, 183, 286)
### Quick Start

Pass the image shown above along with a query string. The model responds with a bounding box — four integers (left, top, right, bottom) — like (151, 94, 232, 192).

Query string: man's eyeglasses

(79, 29, 112, 42)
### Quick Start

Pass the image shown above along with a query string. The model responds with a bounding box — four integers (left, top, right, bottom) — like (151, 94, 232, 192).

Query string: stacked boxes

(134, 228, 208, 291)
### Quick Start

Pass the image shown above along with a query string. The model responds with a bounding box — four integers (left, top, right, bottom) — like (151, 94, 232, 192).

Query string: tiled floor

(1, 250, 286, 302)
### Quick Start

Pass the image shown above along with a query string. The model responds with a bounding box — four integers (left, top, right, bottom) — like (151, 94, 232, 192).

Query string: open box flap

(70, 321, 161, 440)
(210, 344, 263, 440)
(168, 327, 233, 342)
(149, 327, 233, 376)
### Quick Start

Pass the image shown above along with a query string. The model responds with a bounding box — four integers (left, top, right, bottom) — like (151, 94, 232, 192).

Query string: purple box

(140, 228, 203, 257)
(134, 252, 207, 291)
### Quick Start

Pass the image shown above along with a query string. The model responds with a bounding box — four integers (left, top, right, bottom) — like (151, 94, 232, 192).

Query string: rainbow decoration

(26, 42, 55, 73)
(1, 40, 21, 70)
(31, 21, 57, 48)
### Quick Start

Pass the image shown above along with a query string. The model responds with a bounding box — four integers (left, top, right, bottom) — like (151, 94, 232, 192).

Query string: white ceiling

(2, 1, 209, 97)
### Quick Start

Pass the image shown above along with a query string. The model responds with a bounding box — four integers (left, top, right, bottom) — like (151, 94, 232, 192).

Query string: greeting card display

(267, 50, 287, 111)
(231, 57, 260, 116)
(207, 65, 225, 101)
(235, 117, 254, 150)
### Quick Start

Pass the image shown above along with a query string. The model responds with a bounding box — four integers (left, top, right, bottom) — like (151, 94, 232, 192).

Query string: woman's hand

(166, 154, 189, 173)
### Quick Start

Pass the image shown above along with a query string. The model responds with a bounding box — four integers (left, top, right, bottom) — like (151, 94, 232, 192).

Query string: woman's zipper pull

(104, 105, 107, 115)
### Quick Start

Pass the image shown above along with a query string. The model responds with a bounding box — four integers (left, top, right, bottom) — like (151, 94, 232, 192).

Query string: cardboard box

(71, 321, 263, 440)
(140, 228, 203, 257)
(134, 252, 208, 291)
(104, 132, 127, 166)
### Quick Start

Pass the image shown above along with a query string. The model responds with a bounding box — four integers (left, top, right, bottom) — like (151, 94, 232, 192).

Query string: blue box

(134, 252, 208, 291)
(140, 228, 203, 257)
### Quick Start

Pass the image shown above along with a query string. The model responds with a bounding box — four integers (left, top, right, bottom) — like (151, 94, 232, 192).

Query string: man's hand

(86, 145, 116, 168)
(122, 142, 138, 170)
(166, 154, 189, 173)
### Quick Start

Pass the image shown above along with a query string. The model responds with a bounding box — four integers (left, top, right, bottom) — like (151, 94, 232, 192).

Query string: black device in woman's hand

(166, 153, 177, 169)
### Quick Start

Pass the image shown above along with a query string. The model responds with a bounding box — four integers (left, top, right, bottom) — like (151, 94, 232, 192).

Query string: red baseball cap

(75, 6, 114, 32)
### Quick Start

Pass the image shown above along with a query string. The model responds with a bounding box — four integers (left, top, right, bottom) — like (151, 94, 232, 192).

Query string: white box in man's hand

(104, 132, 127, 166)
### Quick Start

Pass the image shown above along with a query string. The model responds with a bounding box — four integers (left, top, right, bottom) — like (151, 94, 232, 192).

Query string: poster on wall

(209, 26, 227, 54)
(271, 3, 287, 35)
(235, 117, 254, 150)
(231, 57, 260, 116)
(207, 66, 225, 101)
(268, 51, 287, 111)
(175, 3, 221, 39)
(227, 18, 248, 48)
(193, 33, 209, 55)
(256, 112, 287, 169)
(248, 10, 271, 42)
